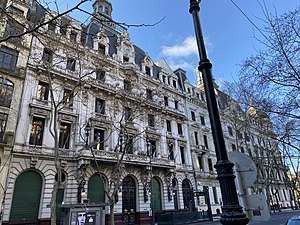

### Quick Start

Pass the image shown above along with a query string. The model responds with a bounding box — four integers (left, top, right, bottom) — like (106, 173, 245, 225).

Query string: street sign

(194, 191, 205, 197)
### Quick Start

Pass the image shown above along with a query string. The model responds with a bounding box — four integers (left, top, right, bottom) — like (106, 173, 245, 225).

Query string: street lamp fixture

(189, 1, 249, 224)
(85, 122, 91, 147)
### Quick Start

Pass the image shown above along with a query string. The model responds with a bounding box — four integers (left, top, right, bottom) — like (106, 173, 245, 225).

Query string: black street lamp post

(189, 1, 249, 224)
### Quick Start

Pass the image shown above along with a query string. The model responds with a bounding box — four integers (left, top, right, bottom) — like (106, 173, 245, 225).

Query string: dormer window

(48, 21, 56, 32)
(145, 66, 151, 76)
(70, 31, 77, 42)
(105, 7, 109, 15)
(123, 56, 129, 63)
(99, 44, 105, 54)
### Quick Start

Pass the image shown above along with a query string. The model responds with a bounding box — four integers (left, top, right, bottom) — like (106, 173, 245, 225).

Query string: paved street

(197, 209, 300, 225)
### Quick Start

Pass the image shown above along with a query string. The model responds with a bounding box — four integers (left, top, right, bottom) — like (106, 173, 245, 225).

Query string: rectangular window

(194, 131, 199, 145)
(94, 128, 105, 150)
(42, 48, 53, 63)
(166, 120, 171, 132)
(96, 69, 105, 81)
(126, 136, 134, 154)
(200, 116, 205, 126)
(203, 135, 208, 149)
(213, 187, 219, 204)
(148, 114, 155, 128)
(66, 57, 75, 71)
(145, 66, 151, 75)
(9, 5, 24, 16)
(180, 146, 185, 164)
(208, 158, 213, 171)
(37, 81, 49, 101)
(168, 142, 174, 160)
(240, 146, 244, 153)
(63, 89, 73, 107)
(198, 156, 203, 170)
(124, 79, 131, 91)
(124, 107, 132, 122)
(174, 100, 179, 110)
(244, 132, 250, 142)
(228, 126, 233, 136)
(95, 98, 105, 114)
(4, 19, 23, 43)
(146, 89, 153, 100)
(29, 117, 45, 146)
(164, 96, 168, 107)
(59, 122, 71, 149)
(232, 144, 236, 151)
(191, 111, 196, 121)
(162, 75, 166, 83)
(172, 80, 176, 88)
(148, 139, 156, 157)
(0, 46, 19, 71)
(0, 113, 8, 143)
(177, 123, 183, 135)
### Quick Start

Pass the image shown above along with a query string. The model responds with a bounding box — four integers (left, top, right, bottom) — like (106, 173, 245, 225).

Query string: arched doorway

(182, 179, 195, 211)
(122, 176, 136, 212)
(88, 174, 105, 203)
(152, 177, 162, 212)
(10, 170, 43, 222)
(172, 178, 179, 210)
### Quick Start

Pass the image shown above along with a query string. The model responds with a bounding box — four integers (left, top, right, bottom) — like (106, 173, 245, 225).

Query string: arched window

(152, 177, 162, 212)
(0, 76, 14, 107)
(182, 179, 195, 211)
(88, 174, 105, 204)
(10, 170, 43, 221)
(122, 176, 136, 212)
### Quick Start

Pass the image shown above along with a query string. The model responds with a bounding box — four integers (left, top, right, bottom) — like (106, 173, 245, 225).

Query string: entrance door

(182, 179, 195, 211)
(122, 176, 136, 212)
(152, 177, 162, 212)
(88, 174, 105, 204)
(10, 170, 42, 222)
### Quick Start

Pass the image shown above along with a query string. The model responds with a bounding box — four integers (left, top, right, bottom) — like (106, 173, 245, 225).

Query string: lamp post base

(215, 160, 249, 225)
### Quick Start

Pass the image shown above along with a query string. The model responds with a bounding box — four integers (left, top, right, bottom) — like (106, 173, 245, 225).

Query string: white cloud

(161, 35, 213, 58)
(161, 36, 197, 58)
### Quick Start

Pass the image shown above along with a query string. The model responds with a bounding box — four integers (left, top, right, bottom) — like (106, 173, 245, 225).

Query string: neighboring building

(0, 0, 33, 220)
(0, 0, 291, 224)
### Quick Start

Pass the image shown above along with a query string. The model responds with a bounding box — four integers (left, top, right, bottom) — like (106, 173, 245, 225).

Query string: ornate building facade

(0, 0, 291, 224)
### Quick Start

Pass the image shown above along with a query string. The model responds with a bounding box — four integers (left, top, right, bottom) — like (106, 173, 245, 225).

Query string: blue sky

(55, 0, 299, 86)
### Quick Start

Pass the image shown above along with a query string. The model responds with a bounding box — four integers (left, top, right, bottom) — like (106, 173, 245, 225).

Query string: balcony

(192, 145, 209, 155)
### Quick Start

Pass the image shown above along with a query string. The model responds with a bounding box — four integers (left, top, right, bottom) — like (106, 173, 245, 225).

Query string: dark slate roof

(85, 21, 118, 57)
